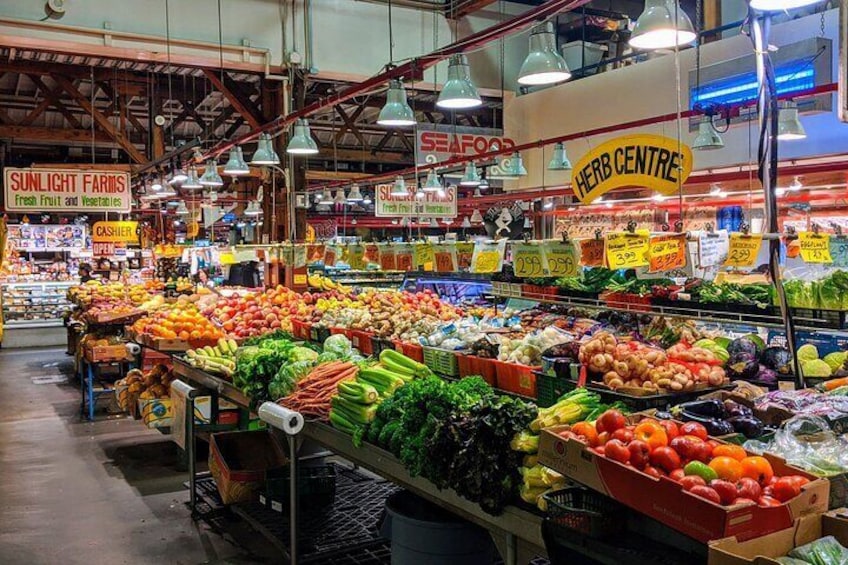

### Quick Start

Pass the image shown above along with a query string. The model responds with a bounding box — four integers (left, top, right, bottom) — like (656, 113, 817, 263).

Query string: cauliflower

(797, 344, 819, 363)
(824, 351, 847, 373)
(801, 359, 832, 379)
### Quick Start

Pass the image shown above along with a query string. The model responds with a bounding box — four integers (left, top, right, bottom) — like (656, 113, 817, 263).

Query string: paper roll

(125, 342, 141, 355)
(258, 402, 304, 435)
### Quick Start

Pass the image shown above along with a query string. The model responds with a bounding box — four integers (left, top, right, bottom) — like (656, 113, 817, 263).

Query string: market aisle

(0, 347, 267, 565)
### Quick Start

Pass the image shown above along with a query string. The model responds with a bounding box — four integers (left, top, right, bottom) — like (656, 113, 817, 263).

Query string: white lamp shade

(377, 80, 416, 126)
(347, 184, 363, 201)
(692, 117, 724, 150)
(630, 0, 696, 50)
(548, 142, 573, 170)
(517, 22, 571, 86)
(223, 146, 250, 176)
(437, 54, 482, 109)
(182, 166, 203, 189)
(460, 162, 481, 186)
(390, 176, 407, 196)
(251, 133, 281, 165)
(778, 103, 806, 140)
(286, 119, 319, 155)
(199, 160, 224, 187)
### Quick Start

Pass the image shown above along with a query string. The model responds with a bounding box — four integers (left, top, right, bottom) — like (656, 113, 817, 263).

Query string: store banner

(92, 221, 138, 244)
(374, 184, 457, 218)
(4, 167, 131, 213)
(415, 124, 513, 166)
(571, 135, 693, 204)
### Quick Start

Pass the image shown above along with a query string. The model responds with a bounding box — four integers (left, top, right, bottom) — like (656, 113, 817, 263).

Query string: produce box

(208, 430, 287, 505)
(310, 325, 331, 344)
(456, 354, 497, 386)
(141, 349, 172, 371)
(494, 360, 538, 398)
(84, 344, 131, 363)
(290, 319, 312, 341)
(139, 397, 173, 428)
(349, 330, 374, 355)
(401, 342, 424, 363)
(538, 426, 829, 543)
(708, 509, 848, 565)
(87, 309, 144, 325)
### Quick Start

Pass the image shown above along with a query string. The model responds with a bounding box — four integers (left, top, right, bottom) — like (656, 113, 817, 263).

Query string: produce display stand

(79, 355, 135, 421)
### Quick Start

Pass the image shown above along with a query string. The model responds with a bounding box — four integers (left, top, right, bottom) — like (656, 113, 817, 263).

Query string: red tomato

(690, 441, 714, 463)
(596, 410, 627, 434)
(597, 432, 610, 445)
(611, 428, 634, 444)
(690, 485, 722, 504)
(680, 475, 707, 491)
(628, 440, 651, 470)
(736, 477, 763, 501)
(658, 420, 679, 441)
(772, 477, 802, 502)
(649, 446, 682, 474)
(709, 480, 738, 505)
(634, 421, 669, 450)
(669, 468, 686, 482)
(670, 436, 703, 460)
(603, 439, 631, 464)
(785, 475, 810, 489)
(643, 465, 663, 478)
(679, 422, 709, 441)
(757, 495, 782, 507)
(590, 446, 606, 456)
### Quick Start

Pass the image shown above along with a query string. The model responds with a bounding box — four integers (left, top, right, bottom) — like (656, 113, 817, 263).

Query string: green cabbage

(797, 344, 819, 363)
(801, 359, 832, 378)
(323, 334, 353, 357)
(290, 346, 319, 362)
(824, 352, 847, 373)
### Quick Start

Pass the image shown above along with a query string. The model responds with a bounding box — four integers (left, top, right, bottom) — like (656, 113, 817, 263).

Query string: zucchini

(378, 358, 416, 377)
(379, 349, 431, 377)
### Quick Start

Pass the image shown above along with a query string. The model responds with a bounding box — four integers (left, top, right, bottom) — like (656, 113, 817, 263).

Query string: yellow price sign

(649, 234, 687, 273)
(545, 242, 578, 277)
(415, 243, 435, 271)
(471, 242, 505, 274)
(606, 231, 650, 269)
(512, 244, 547, 278)
(724, 233, 763, 268)
(798, 232, 832, 264)
(348, 244, 366, 270)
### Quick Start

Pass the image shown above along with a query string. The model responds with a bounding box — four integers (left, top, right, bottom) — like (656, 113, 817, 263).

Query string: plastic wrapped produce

(745, 415, 848, 477)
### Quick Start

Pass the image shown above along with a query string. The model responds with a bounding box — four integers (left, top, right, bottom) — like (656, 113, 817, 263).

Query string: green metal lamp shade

(518, 22, 571, 86)
(749, 0, 824, 10)
(423, 169, 442, 192)
(692, 117, 724, 150)
(377, 80, 415, 126)
(181, 166, 203, 189)
(630, 0, 696, 50)
(507, 152, 528, 177)
(548, 142, 573, 170)
(250, 133, 281, 165)
(199, 160, 224, 187)
(286, 119, 320, 155)
(459, 162, 481, 186)
(390, 176, 408, 196)
(223, 146, 250, 175)
(437, 54, 482, 110)
(777, 102, 806, 141)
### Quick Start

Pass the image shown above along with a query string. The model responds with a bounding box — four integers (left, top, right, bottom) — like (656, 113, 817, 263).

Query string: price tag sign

(456, 242, 474, 271)
(830, 237, 848, 268)
(512, 244, 547, 278)
(606, 231, 650, 269)
(545, 241, 578, 277)
(649, 234, 687, 273)
(307, 244, 325, 264)
(798, 232, 833, 264)
(395, 244, 414, 271)
(348, 244, 366, 270)
(698, 230, 728, 268)
(323, 245, 338, 267)
(471, 241, 506, 274)
(580, 238, 606, 268)
(724, 233, 762, 268)
(434, 244, 456, 273)
(378, 246, 397, 271)
(364, 244, 380, 266)
(414, 243, 435, 271)
(293, 245, 307, 268)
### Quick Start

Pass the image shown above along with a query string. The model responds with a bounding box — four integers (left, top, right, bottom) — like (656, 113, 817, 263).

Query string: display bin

(371, 336, 395, 358)
(208, 430, 288, 505)
(329, 327, 352, 342)
(508, 283, 523, 297)
(84, 344, 132, 363)
(536, 371, 575, 408)
(542, 486, 625, 540)
(310, 325, 331, 344)
(422, 346, 461, 377)
(457, 355, 498, 386)
(291, 319, 312, 341)
(494, 360, 538, 398)
(521, 284, 558, 298)
(262, 464, 337, 515)
(350, 330, 374, 355)
(491, 281, 507, 295)
(401, 342, 424, 363)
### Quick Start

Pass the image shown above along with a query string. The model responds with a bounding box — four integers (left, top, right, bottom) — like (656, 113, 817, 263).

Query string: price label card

(512, 244, 547, 278)
(545, 241, 579, 277)
(348, 244, 366, 270)
(307, 244, 325, 264)
(395, 244, 414, 272)
(364, 244, 380, 266)
(606, 231, 650, 269)
(414, 243, 435, 271)
(293, 245, 307, 268)
(698, 230, 728, 268)
(724, 233, 762, 268)
(323, 245, 338, 267)
(471, 241, 506, 274)
(456, 242, 474, 271)
(378, 245, 397, 271)
(830, 237, 848, 268)
(649, 234, 687, 273)
(798, 232, 833, 264)
(434, 244, 456, 273)
(580, 238, 606, 268)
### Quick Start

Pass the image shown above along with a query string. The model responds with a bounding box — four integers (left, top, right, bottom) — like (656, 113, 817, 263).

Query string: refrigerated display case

(400, 272, 492, 306)
(1, 281, 76, 328)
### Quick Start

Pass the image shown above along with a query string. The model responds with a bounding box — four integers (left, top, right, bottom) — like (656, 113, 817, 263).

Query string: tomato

(658, 420, 679, 441)
(669, 468, 686, 481)
(590, 446, 606, 456)
(709, 456, 743, 482)
(649, 446, 681, 474)
(736, 477, 762, 501)
(596, 410, 627, 434)
(597, 432, 610, 445)
(571, 422, 599, 447)
(680, 475, 707, 491)
(740, 456, 774, 486)
(772, 477, 802, 502)
(628, 440, 651, 470)
(670, 436, 703, 460)
(690, 485, 722, 504)
(710, 480, 738, 505)
(603, 439, 631, 464)
(557, 430, 579, 441)
(679, 422, 709, 441)
(785, 475, 810, 489)
(690, 441, 714, 463)
(643, 465, 663, 478)
(611, 428, 634, 444)
(757, 495, 782, 507)
(683, 461, 717, 483)
(712, 444, 747, 462)
(634, 421, 669, 450)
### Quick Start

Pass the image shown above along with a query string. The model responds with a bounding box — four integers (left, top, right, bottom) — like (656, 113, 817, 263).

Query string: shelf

(5, 319, 64, 328)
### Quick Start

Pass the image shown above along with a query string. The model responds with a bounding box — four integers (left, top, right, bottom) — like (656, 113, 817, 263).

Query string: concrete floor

(0, 347, 272, 565)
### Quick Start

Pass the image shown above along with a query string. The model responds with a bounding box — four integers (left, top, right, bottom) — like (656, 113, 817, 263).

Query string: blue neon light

(691, 63, 816, 109)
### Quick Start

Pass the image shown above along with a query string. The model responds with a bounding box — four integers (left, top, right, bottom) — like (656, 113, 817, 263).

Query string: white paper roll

(258, 402, 304, 435)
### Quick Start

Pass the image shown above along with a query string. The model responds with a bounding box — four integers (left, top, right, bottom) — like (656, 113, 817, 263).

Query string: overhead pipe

(202, 0, 591, 159)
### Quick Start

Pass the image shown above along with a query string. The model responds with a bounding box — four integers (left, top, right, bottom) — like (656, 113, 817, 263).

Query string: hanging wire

(673, 0, 684, 231)
(387, 0, 394, 65)
(90, 66, 96, 165)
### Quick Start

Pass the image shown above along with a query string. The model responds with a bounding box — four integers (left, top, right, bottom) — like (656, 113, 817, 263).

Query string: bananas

(308, 274, 349, 292)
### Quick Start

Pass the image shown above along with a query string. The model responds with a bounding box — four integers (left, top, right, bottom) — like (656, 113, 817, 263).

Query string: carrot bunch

(278, 361, 358, 418)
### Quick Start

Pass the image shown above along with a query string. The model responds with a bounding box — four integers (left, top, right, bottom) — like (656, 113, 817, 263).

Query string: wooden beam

(332, 148, 408, 164)
(396, 130, 414, 153)
(51, 73, 148, 163)
(202, 69, 264, 129)
(373, 131, 394, 153)
(25, 75, 83, 128)
(97, 81, 146, 133)
(0, 125, 115, 143)
(224, 116, 245, 139)
(306, 170, 371, 181)
(31, 163, 133, 171)
(335, 105, 366, 146)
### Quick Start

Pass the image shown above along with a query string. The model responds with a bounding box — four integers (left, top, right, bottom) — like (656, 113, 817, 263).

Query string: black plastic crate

(370, 337, 395, 358)
(264, 464, 337, 514)
(535, 370, 574, 408)
(543, 487, 625, 539)
(311, 325, 331, 344)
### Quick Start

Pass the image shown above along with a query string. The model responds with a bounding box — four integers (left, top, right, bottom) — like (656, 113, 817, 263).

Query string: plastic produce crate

(536, 371, 575, 408)
(262, 464, 337, 515)
(422, 346, 460, 377)
(494, 360, 538, 398)
(458, 353, 497, 386)
(349, 330, 374, 355)
(310, 325, 331, 344)
(370, 336, 395, 358)
(543, 486, 625, 539)
(291, 319, 312, 341)
(401, 342, 424, 363)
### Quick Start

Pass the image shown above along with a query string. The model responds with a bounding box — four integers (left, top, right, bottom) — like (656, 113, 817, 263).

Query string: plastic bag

(789, 535, 848, 565)
(744, 415, 848, 477)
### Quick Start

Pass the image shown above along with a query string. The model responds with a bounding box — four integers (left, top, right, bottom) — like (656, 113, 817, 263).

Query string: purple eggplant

(673, 399, 727, 419)
(679, 410, 735, 436)
(723, 399, 754, 419)
(727, 416, 764, 439)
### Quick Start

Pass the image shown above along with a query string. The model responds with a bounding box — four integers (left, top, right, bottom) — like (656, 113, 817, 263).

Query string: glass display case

(1, 281, 76, 328)
(401, 272, 493, 306)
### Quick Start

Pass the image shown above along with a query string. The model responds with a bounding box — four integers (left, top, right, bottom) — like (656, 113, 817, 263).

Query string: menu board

(7, 224, 87, 252)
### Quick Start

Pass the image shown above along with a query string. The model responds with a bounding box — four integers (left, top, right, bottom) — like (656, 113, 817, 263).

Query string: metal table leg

(87, 362, 95, 421)
(172, 380, 200, 516)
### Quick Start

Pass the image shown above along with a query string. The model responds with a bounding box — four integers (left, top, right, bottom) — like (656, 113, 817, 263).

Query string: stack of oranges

(131, 303, 223, 341)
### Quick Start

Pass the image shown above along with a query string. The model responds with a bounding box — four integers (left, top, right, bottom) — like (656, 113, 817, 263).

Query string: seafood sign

(4, 167, 131, 213)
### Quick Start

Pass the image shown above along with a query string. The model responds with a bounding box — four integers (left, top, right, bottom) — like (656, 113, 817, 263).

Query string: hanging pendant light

(251, 133, 281, 165)
(478, 169, 489, 190)
(518, 22, 571, 86)
(749, 0, 825, 11)
(437, 54, 482, 110)
(777, 101, 806, 141)
(244, 200, 262, 216)
(363, 194, 372, 205)
(347, 183, 364, 202)
(321, 187, 333, 201)
(548, 142, 573, 170)
(286, 119, 319, 155)
(158, 181, 177, 198)
(443, 217, 452, 225)
(175, 201, 190, 216)
(182, 166, 203, 189)
(470, 209, 484, 224)
(351, 218, 358, 226)
(423, 169, 442, 192)
(199, 160, 223, 187)
(415, 183, 425, 199)
(334, 188, 347, 204)
(151, 176, 163, 192)
(390, 176, 407, 196)
(542, 199, 554, 210)
(170, 165, 188, 184)
(630, 0, 696, 50)
(461, 217, 472, 228)
(223, 146, 250, 176)
(524, 217, 533, 228)
(507, 152, 528, 177)
(693, 116, 724, 150)
(427, 218, 438, 228)
(460, 162, 481, 186)
(377, 80, 415, 126)
(473, 187, 482, 198)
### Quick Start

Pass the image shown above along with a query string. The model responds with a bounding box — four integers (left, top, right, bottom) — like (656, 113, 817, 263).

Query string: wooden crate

(84, 344, 131, 363)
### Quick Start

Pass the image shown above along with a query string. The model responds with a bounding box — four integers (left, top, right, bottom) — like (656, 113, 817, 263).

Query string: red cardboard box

(538, 425, 829, 543)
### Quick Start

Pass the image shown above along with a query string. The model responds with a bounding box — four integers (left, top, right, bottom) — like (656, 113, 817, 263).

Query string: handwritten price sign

(433, 244, 456, 273)
(396, 245, 414, 272)
(348, 244, 366, 270)
(724, 233, 762, 268)
(379, 246, 397, 270)
(545, 242, 578, 277)
(471, 242, 505, 274)
(798, 232, 833, 264)
(580, 239, 606, 268)
(649, 234, 687, 273)
(324, 246, 338, 267)
(456, 242, 474, 271)
(606, 231, 650, 269)
(830, 237, 848, 268)
(512, 244, 547, 278)
(414, 243, 435, 271)
(293, 245, 307, 268)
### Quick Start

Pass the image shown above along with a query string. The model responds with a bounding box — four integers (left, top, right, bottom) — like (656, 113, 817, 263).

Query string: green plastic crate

(422, 346, 461, 377)
(536, 371, 576, 408)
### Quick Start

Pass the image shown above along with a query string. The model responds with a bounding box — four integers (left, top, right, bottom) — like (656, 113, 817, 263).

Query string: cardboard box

(138, 397, 173, 428)
(208, 430, 287, 504)
(709, 509, 848, 565)
(538, 425, 829, 543)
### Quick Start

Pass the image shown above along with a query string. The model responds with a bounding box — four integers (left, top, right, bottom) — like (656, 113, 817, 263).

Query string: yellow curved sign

(572, 134, 693, 204)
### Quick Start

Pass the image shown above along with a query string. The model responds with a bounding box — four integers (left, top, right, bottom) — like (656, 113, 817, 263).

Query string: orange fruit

(712, 444, 747, 461)
(178, 330, 190, 340)
(740, 456, 774, 485)
(708, 456, 743, 482)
